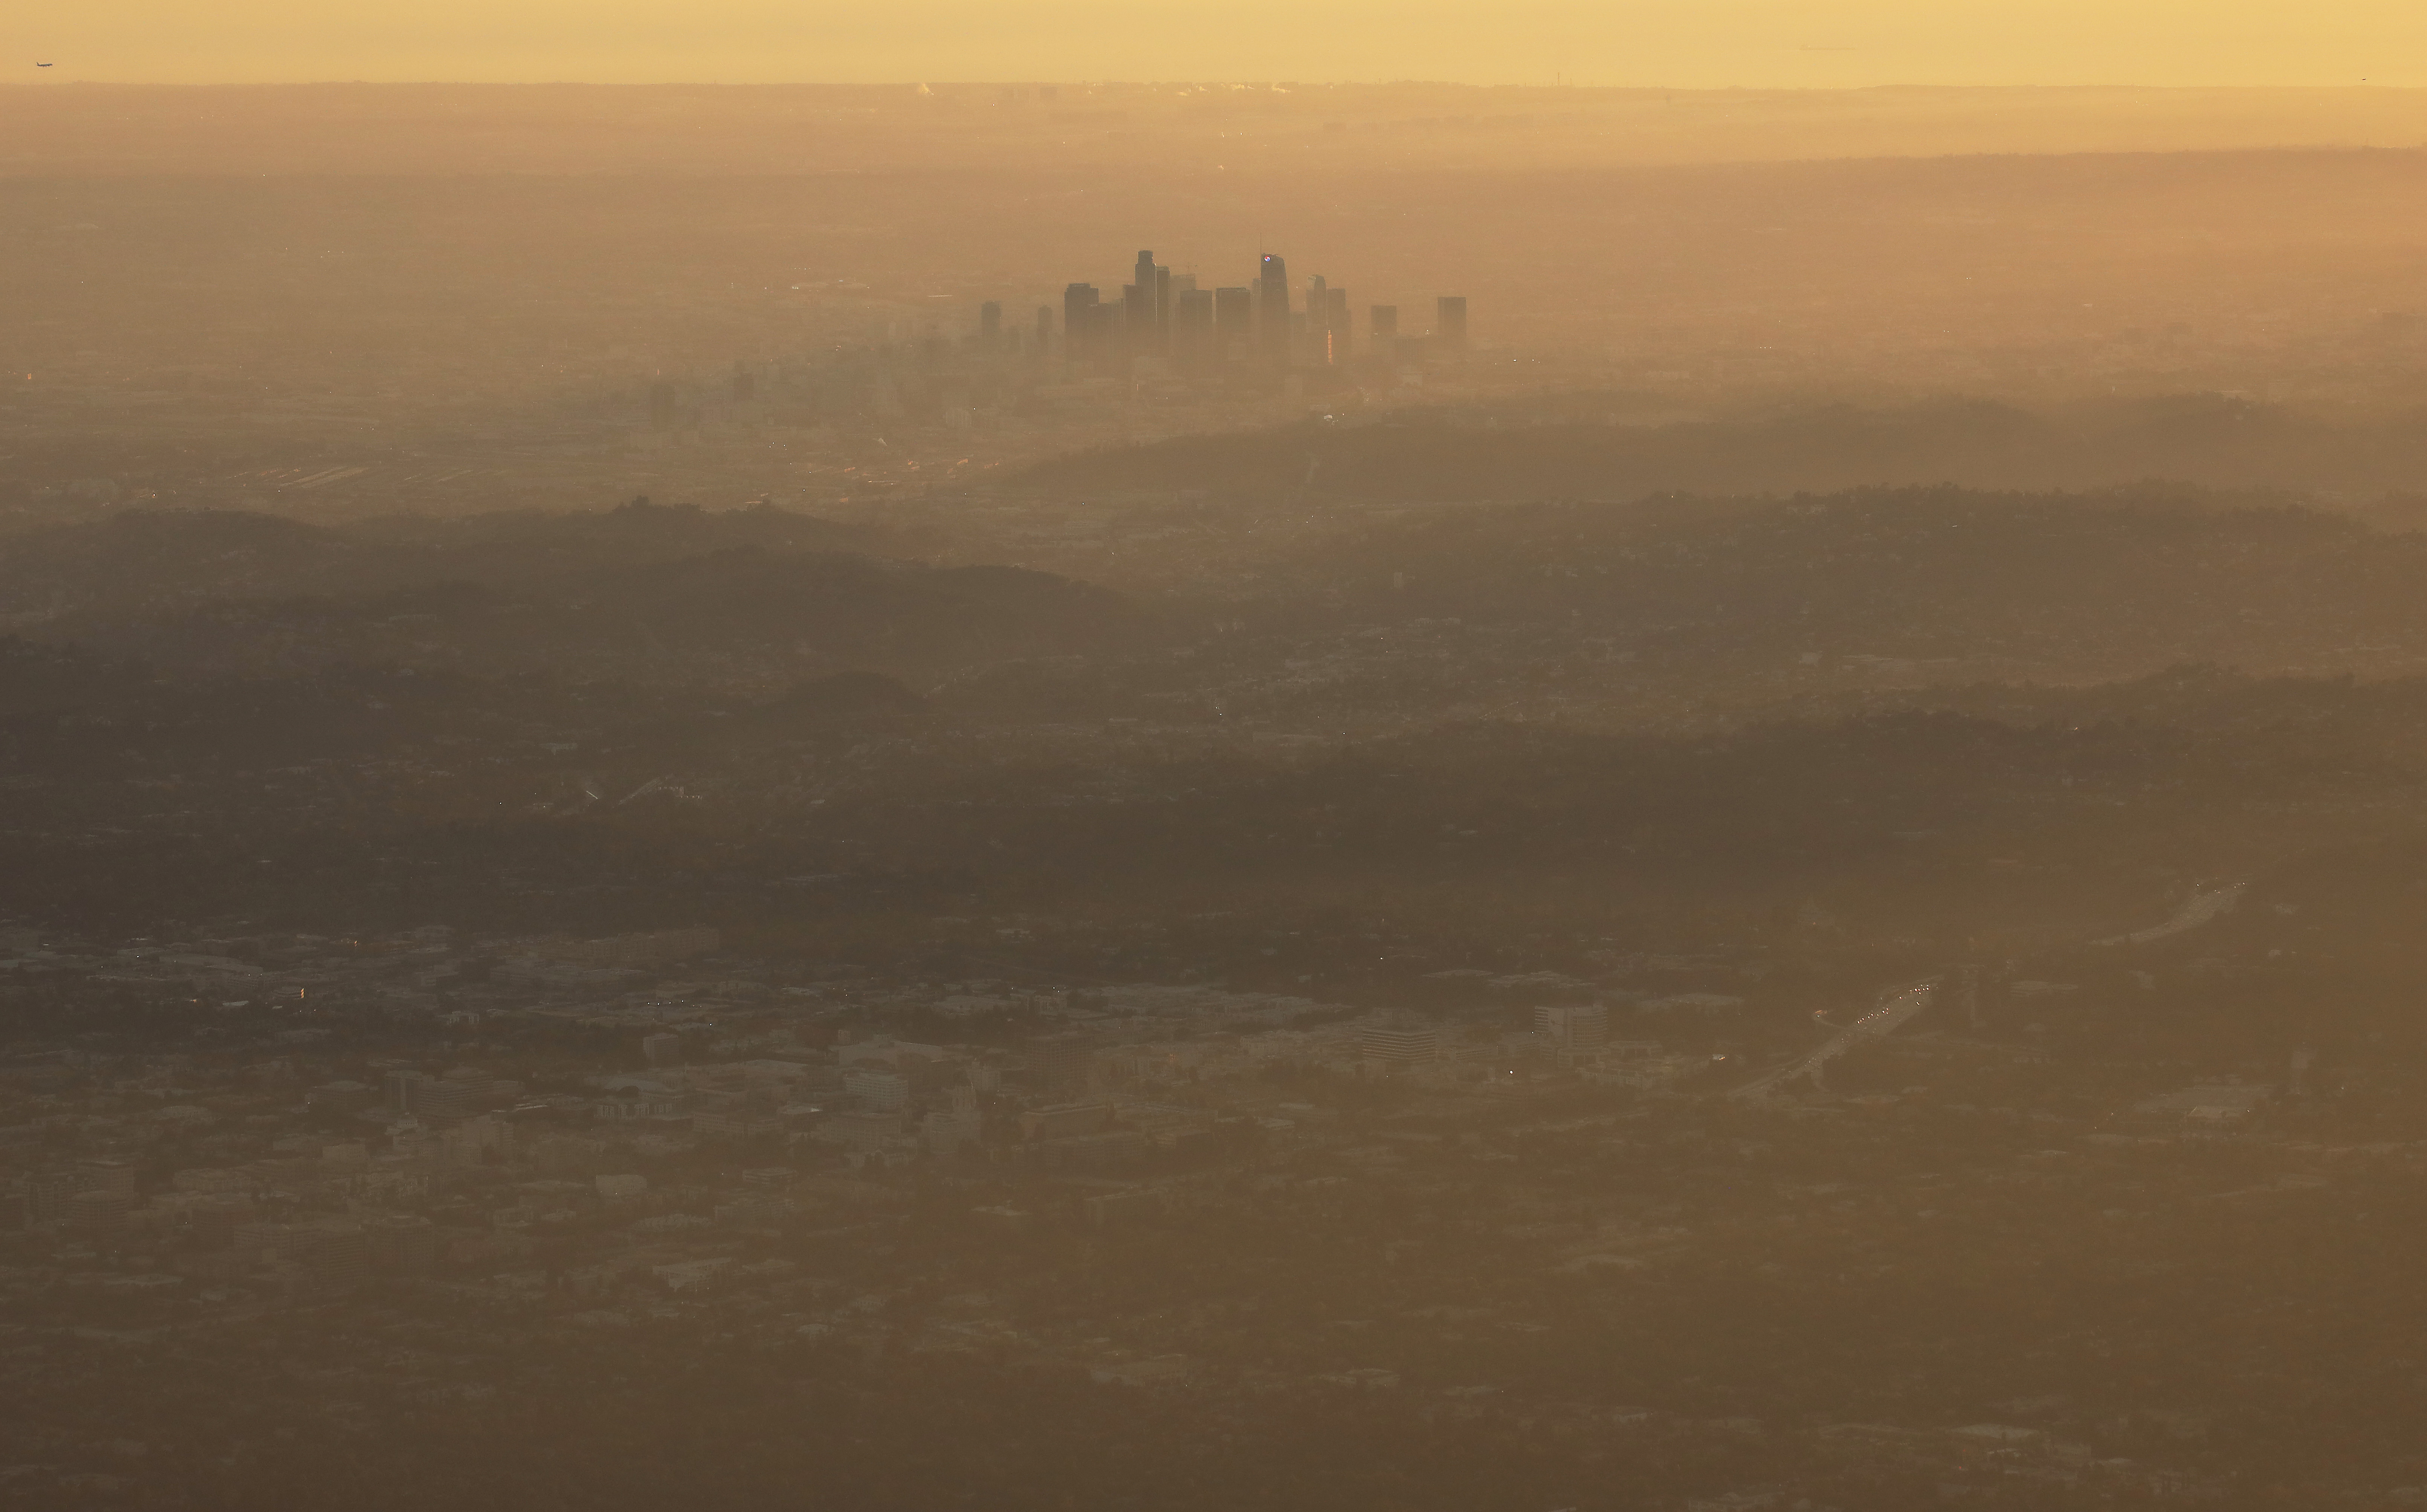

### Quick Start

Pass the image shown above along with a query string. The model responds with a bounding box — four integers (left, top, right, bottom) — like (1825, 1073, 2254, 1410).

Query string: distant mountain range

(0, 499, 1139, 686)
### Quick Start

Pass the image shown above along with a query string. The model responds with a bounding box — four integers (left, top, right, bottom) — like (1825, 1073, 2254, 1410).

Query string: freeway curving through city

(1728, 979, 1941, 1101)
(2094, 881, 2247, 947)
(1729, 880, 2246, 1101)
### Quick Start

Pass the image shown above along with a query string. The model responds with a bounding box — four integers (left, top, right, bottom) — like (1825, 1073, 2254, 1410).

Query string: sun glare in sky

(13, 0, 2427, 86)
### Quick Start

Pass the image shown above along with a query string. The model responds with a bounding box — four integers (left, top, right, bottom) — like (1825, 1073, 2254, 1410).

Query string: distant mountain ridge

(0, 499, 1136, 687)
(1220, 486, 2427, 683)
(0, 498, 891, 619)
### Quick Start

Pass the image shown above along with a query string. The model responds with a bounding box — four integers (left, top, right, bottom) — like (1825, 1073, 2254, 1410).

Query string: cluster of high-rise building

(1032, 249, 1466, 376)
(627, 249, 1467, 440)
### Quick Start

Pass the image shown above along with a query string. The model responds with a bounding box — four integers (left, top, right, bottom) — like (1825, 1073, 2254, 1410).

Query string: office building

(1172, 287, 1215, 365)
(1307, 281, 1350, 363)
(414, 1077, 489, 1125)
(1025, 1032, 1096, 1094)
(77, 1158, 136, 1196)
(1258, 253, 1291, 364)
(24, 1169, 79, 1228)
(69, 1187, 138, 1242)
(364, 1213, 440, 1272)
(1132, 249, 1166, 353)
(303, 1223, 370, 1289)
(1359, 1020, 1440, 1066)
(923, 1086, 984, 1155)
(1063, 284, 1100, 364)
(1534, 1003, 1610, 1051)
(844, 1067, 909, 1113)
(978, 300, 1002, 348)
(1214, 286, 1253, 359)
(1123, 281, 1154, 352)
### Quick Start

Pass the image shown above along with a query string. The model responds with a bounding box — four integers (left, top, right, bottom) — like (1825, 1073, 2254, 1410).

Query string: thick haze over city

(9, 11, 2427, 1511)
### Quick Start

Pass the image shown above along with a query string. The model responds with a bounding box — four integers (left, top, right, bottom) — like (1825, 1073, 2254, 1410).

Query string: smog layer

(5, 82, 2427, 1512)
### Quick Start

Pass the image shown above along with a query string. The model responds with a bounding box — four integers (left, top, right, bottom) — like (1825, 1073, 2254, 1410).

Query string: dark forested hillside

(0, 504, 1137, 687)
(0, 498, 891, 619)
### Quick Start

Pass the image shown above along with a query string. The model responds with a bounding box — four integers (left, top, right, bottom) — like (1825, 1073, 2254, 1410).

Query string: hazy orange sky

(11, 0, 2425, 86)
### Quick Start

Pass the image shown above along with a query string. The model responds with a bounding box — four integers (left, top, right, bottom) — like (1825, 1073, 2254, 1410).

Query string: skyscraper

(1134, 250, 1165, 356)
(1172, 287, 1214, 366)
(1214, 286, 1252, 361)
(1258, 253, 1291, 366)
(1123, 281, 1154, 355)
(979, 300, 1002, 349)
(1436, 295, 1469, 354)
(1319, 285, 1350, 364)
(1063, 284, 1100, 365)
(1089, 300, 1123, 360)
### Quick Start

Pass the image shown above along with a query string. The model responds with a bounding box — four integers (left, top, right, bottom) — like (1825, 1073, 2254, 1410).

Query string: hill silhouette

(0, 497, 891, 621)
(1217, 486, 2427, 686)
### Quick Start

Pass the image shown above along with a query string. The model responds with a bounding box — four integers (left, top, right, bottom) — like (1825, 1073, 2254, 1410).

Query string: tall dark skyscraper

(1258, 253, 1291, 365)
(1063, 284, 1100, 364)
(1214, 286, 1252, 359)
(978, 300, 1002, 349)
(1132, 250, 1165, 356)
(1088, 301, 1122, 359)
(1313, 284, 1350, 364)
(1171, 287, 1214, 366)
(1436, 295, 1469, 353)
(1123, 281, 1154, 355)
